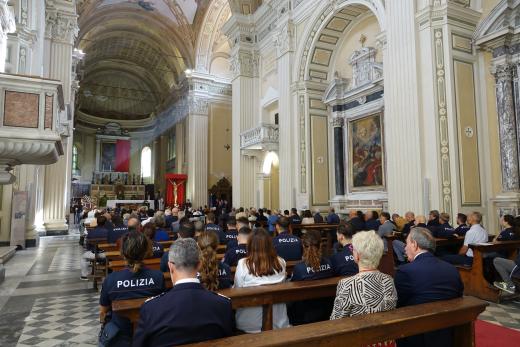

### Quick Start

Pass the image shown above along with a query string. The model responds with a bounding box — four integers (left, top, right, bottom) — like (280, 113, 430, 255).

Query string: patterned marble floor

(1, 234, 520, 346)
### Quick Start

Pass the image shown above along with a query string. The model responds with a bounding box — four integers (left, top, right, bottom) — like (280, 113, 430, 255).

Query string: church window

(141, 146, 152, 178)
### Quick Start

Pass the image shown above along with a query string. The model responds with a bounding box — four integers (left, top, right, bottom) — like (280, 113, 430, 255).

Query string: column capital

(493, 63, 514, 81)
(331, 117, 344, 128)
(45, 0, 78, 45)
(188, 96, 210, 116)
(274, 19, 295, 58)
(230, 49, 259, 79)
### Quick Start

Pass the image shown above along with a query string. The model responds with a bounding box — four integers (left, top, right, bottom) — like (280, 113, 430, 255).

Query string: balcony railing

(240, 124, 279, 151)
(0, 73, 64, 184)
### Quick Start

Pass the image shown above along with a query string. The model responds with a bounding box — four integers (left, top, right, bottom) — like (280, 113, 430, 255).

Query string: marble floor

(1, 233, 520, 346)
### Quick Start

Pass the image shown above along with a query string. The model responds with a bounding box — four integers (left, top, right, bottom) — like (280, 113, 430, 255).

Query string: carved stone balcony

(0, 73, 65, 184)
(240, 124, 279, 152)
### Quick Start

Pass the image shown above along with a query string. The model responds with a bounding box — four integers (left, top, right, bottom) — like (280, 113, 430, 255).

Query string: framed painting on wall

(348, 113, 385, 192)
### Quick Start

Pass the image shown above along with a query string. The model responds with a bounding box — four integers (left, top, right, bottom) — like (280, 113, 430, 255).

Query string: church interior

(1, 0, 520, 346)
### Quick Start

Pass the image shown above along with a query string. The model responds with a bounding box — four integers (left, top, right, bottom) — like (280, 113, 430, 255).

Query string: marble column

(42, 3, 77, 232)
(332, 117, 345, 196)
(186, 98, 209, 208)
(275, 18, 296, 210)
(494, 64, 520, 191)
(0, 0, 15, 72)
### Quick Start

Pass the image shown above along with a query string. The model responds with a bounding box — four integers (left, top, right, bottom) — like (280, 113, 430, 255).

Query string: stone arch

(194, 0, 232, 74)
(294, 0, 386, 83)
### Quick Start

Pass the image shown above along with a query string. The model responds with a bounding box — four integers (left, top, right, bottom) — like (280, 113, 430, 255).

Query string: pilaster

(0, 0, 16, 72)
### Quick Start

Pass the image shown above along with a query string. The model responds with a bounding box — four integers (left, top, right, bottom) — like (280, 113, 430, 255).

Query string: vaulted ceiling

(75, 0, 261, 122)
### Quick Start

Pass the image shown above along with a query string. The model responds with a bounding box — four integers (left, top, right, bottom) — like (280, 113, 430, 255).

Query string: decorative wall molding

(230, 49, 259, 79)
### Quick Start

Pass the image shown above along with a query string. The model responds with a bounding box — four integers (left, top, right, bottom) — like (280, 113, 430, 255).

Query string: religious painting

(348, 113, 385, 191)
(101, 142, 116, 172)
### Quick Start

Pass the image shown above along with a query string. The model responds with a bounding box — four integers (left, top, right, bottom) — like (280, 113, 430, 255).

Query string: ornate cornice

(230, 49, 259, 79)
(274, 19, 295, 58)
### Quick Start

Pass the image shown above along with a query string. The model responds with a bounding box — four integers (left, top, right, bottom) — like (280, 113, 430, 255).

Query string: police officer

(454, 213, 470, 236)
(107, 215, 129, 244)
(80, 215, 109, 280)
(222, 227, 251, 267)
(223, 216, 239, 247)
(99, 232, 164, 346)
(330, 223, 359, 276)
(433, 213, 456, 238)
(205, 212, 226, 243)
(133, 238, 234, 347)
(289, 208, 302, 225)
(272, 216, 303, 261)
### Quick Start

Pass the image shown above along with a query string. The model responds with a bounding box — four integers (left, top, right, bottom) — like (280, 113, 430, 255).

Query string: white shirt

(234, 257, 290, 333)
(464, 224, 488, 257)
(413, 250, 428, 261)
(174, 278, 200, 286)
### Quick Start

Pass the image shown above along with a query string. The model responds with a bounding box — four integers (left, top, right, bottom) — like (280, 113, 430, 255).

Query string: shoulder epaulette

(144, 291, 167, 303)
(215, 292, 231, 300)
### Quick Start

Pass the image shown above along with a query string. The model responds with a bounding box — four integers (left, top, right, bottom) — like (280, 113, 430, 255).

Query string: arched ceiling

(76, 0, 206, 121)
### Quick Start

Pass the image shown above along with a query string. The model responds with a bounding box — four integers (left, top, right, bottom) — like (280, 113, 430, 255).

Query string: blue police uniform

(99, 268, 164, 344)
(497, 227, 518, 241)
(217, 262, 233, 289)
(154, 229, 170, 242)
(105, 220, 114, 231)
(291, 258, 334, 281)
(107, 226, 128, 244)
(133, 281, 234, 347)
(224, 230, 238, 249)
(454, 224, 470, 236)
(288, 258, 334, 325)
(160, 252, 169, 272)
(86, 227, 108, 251)
(222, 244, 247, 267)
(290, 215, 302, 224)
(433, 222, 456, 238)
(329, 243, 359, 276)
(151, 241, 164, 258)
(206, 223, 226, 244)
(273, 232, 302, 261)
(365, 219, 380, 231)
(326, 213, 340, 224)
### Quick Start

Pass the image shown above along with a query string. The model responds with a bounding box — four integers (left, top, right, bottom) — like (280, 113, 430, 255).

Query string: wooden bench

(109, 258, 162, 272)
(456, 240, 520, 302)
(183, 297, 487, 347)
(85, 237, 108, 290)
(288, 223, 339, 255)
(112, 275, 344, 331)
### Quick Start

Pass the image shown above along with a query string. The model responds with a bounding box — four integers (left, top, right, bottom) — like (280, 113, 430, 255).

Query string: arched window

(72, 145, 79, 174)
(141, 146, 152, 178)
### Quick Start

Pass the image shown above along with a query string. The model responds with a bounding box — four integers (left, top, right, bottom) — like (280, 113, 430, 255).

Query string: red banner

(115, 140, 130, 172)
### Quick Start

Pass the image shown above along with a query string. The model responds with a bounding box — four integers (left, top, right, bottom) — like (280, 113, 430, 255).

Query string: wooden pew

(109, 258, 162, 272)
(85, 237, 108, 290)
(456, 240, 520, 302)
(112, 275, 343, 331)
(288, 223, 339, 255)
(184, 297, 487, 347)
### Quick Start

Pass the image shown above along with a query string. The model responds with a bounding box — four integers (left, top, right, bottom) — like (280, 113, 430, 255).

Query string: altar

(107, 200, 155, 210)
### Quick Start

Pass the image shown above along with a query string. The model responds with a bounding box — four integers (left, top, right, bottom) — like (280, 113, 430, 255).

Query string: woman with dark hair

(330, 223, 359, 276)
(197, 231, 232, 290)
(289, 230, 334, 325)
(99, 231, 164, 346)
(142, 223, 164, 258)
(495, 215, 520, 241)
(234, 228, 289, 333)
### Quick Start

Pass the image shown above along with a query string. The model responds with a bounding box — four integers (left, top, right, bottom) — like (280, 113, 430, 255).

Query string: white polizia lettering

(306, 264, 331, 273)
(116, 278, 156, 288)
(344, 255, 355, 262)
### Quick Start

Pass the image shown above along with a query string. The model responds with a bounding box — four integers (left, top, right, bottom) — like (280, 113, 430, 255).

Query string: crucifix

(167, 178, 186, 207)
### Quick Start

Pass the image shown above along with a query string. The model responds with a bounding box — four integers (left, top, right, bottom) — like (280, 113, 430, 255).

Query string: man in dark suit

(134, 238, 234, 347)
(394, 227, 463, 347)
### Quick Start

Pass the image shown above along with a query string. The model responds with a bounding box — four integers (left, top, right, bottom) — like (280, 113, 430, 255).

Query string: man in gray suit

(378, 212, 395, 251)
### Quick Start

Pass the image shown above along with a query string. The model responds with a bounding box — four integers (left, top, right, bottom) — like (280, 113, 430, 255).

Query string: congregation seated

(234, 228, 290, 333)
(364, 210, 381, 231)
(394, 227, 463, 347)
(289, 230, 334, 325)
(330, 223, 359, 276)
(107, 215, 129, 244)
(348, 210, 366, 232)
(313, 209, 323, 223)
(142, 223, 164, 259)
(441, 211, 488, 266)
(99, 232, 164, 346)
(133, 238, 234, 347)
(223, 217, 239, 248)
(81, 215, 109, 280)
(222, 227, 251, 267)
(427, 210, 440, 230)
(126, 216, 141, 232)
(326, 207, 340, 224)
(141, 208, 155, 226)
(431, 212, 456, 238)
(289, 208, 301, 225)
(197, 232, 232, 290)
(267, 209, 279, 235)
(273, 216, 302, 261)
(300, 210, 315, 226)
(377, 212, 395, 250)
(401, 211, 415, 238)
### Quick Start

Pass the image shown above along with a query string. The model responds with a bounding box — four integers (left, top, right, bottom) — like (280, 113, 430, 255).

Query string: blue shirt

(326, 213, 340, 224)
(107, 226, 128, 244)
(267, 215, 279, 234)
(223, 230, 238, 246)
(86, 227, 108, 251)
(206, 223, 226, 244)
(454, 224, 470, 236)
(365, 219, 381, 231)
(329, 244, 359, 276)
(222, 244, 247, 267)
(100, 268, 164, 336)
(154, 229, 170, 242)
(273, 232, 302, 261)
(290, 215, 302, 225)
(433, 222, 456, 238)
(217, 262, 233, 289)
(291, 258, 334, 281)
(497, 227, 519, 241)
(151, 241, 164, 258)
